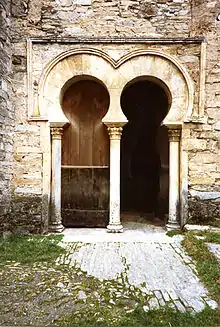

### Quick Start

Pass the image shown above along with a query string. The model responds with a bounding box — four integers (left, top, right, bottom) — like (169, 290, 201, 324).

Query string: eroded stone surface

(0, 227, 219, 326)
(61, 226, 218, 313)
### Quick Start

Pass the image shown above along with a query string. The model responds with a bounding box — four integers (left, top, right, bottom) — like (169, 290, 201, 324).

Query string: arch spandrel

(38, 47, 194, 125)
(39, 52, 116, 122)
(116, 54, 192, 125)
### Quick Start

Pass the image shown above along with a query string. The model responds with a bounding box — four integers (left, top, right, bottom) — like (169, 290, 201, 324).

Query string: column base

(49, 223, 65, 233)
(166, 221, 181, 231)
(107, 224, 123, 233)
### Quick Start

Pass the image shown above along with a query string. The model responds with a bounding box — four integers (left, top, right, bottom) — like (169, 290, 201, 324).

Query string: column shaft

(107, 127, 123, 232)
(166, 128, 181, 230)
(50, 127, 64, 232)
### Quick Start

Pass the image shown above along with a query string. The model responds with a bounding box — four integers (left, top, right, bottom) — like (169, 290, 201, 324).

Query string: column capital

(51, 127, 63, 140)
(108, 127, 123, 140)
(168, 128, 181, 142)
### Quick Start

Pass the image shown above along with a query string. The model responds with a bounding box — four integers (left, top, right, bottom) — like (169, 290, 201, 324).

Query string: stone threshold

(52, 222, 182, 243)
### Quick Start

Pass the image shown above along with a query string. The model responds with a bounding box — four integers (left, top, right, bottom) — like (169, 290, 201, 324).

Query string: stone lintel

(103, 121, 127, 129)
(27, 37, 206, 44)
(50, 122, 69, 128)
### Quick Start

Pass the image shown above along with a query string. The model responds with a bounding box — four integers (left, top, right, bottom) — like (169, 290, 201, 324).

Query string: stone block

(185, 139, 206, 151)
(189, 153, 216, 164)
(189, 190, 220, 201)
(189, 177, 215, 185)
(72, 0, 92, 5)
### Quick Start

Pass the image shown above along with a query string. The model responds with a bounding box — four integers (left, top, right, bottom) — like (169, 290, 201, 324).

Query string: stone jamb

(198, 40, 206, 120)
(40, 121, 51, 233)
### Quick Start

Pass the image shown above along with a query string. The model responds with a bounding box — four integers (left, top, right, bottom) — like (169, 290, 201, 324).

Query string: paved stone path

(0, 223, 219, 326)
(207, 243, 220, 260)
(60, 222, 218, 313)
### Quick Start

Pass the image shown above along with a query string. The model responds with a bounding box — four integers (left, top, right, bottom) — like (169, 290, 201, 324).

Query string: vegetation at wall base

(0, 234, 65, 264)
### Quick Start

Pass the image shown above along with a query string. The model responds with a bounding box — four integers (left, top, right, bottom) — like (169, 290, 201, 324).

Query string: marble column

(49, 126, 64, 232)
(107, 127, 123, 233)
(166, 127, 181, 230)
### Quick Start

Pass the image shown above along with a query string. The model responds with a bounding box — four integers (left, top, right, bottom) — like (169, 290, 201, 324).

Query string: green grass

(59, 305, 220, 327)
(191, 231, 220, 244)
(119, 306, 220, 327)
(166, 230, 185, 237)
(203, 232, 220, 244)
(0, 234, 65, 264)
(182, 232, 220, 301)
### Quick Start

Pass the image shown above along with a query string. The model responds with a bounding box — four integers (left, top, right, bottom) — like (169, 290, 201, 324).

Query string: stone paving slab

(0, 224, 219, 326)
(60, 224, 218, 313)
(207, 243, 220, 260)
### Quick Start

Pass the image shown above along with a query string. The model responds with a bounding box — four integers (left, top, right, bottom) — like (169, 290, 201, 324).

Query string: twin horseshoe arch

(42, 47, 194, 231)
(39, 48, 194, 125)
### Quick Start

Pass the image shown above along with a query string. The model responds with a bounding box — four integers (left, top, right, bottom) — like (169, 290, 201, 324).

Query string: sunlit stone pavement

(60, 222, 218, 312)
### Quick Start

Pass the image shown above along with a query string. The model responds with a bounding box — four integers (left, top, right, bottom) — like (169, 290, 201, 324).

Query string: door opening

(61, 78, 110, 227)
(120, 78, 169, 225)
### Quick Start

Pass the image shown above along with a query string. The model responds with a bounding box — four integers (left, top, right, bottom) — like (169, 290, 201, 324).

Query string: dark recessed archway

(61, 77, 110, 228)
(120, 77, 170, 224)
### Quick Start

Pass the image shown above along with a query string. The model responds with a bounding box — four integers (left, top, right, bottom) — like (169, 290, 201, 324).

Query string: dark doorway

(120, 78, 169, 225)
(61, 78, 110, 227)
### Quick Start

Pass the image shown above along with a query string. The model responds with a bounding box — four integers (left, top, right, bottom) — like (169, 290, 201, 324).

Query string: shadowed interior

(120, 79, 169, 224)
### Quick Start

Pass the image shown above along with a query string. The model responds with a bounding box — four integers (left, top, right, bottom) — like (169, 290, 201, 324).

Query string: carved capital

(168, 128, 181, 142)
(108, 127, 123, 140)
(51, 127, 63, 140)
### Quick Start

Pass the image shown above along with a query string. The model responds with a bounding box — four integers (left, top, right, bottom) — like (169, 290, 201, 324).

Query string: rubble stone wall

(187, 0, 220, 224)
(0, 0, 13, 231)
(5, 0, 220, 231)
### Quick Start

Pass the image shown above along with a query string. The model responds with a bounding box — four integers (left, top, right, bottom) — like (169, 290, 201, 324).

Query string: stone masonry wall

(187, 0, 220, 225)
(8, 0, 220, 231)
(0, 0, 14, 231)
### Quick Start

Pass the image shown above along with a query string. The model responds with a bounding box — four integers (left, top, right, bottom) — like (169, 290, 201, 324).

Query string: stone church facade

(0, 0, 220, 233)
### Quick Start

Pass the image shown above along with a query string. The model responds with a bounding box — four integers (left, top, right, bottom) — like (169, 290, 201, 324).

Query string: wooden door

(61, 79, 110, 227)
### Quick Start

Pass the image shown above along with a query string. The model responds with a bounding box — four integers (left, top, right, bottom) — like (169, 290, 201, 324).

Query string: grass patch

(203, 232, 220, 244)
(191, 231, 220, 244)
(0, 234, 65, 264)
(58, 305, 220, 327)
(120, 305, 220, 327)
(182, 232, 220, 301)
(166, 230, 185, 237)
